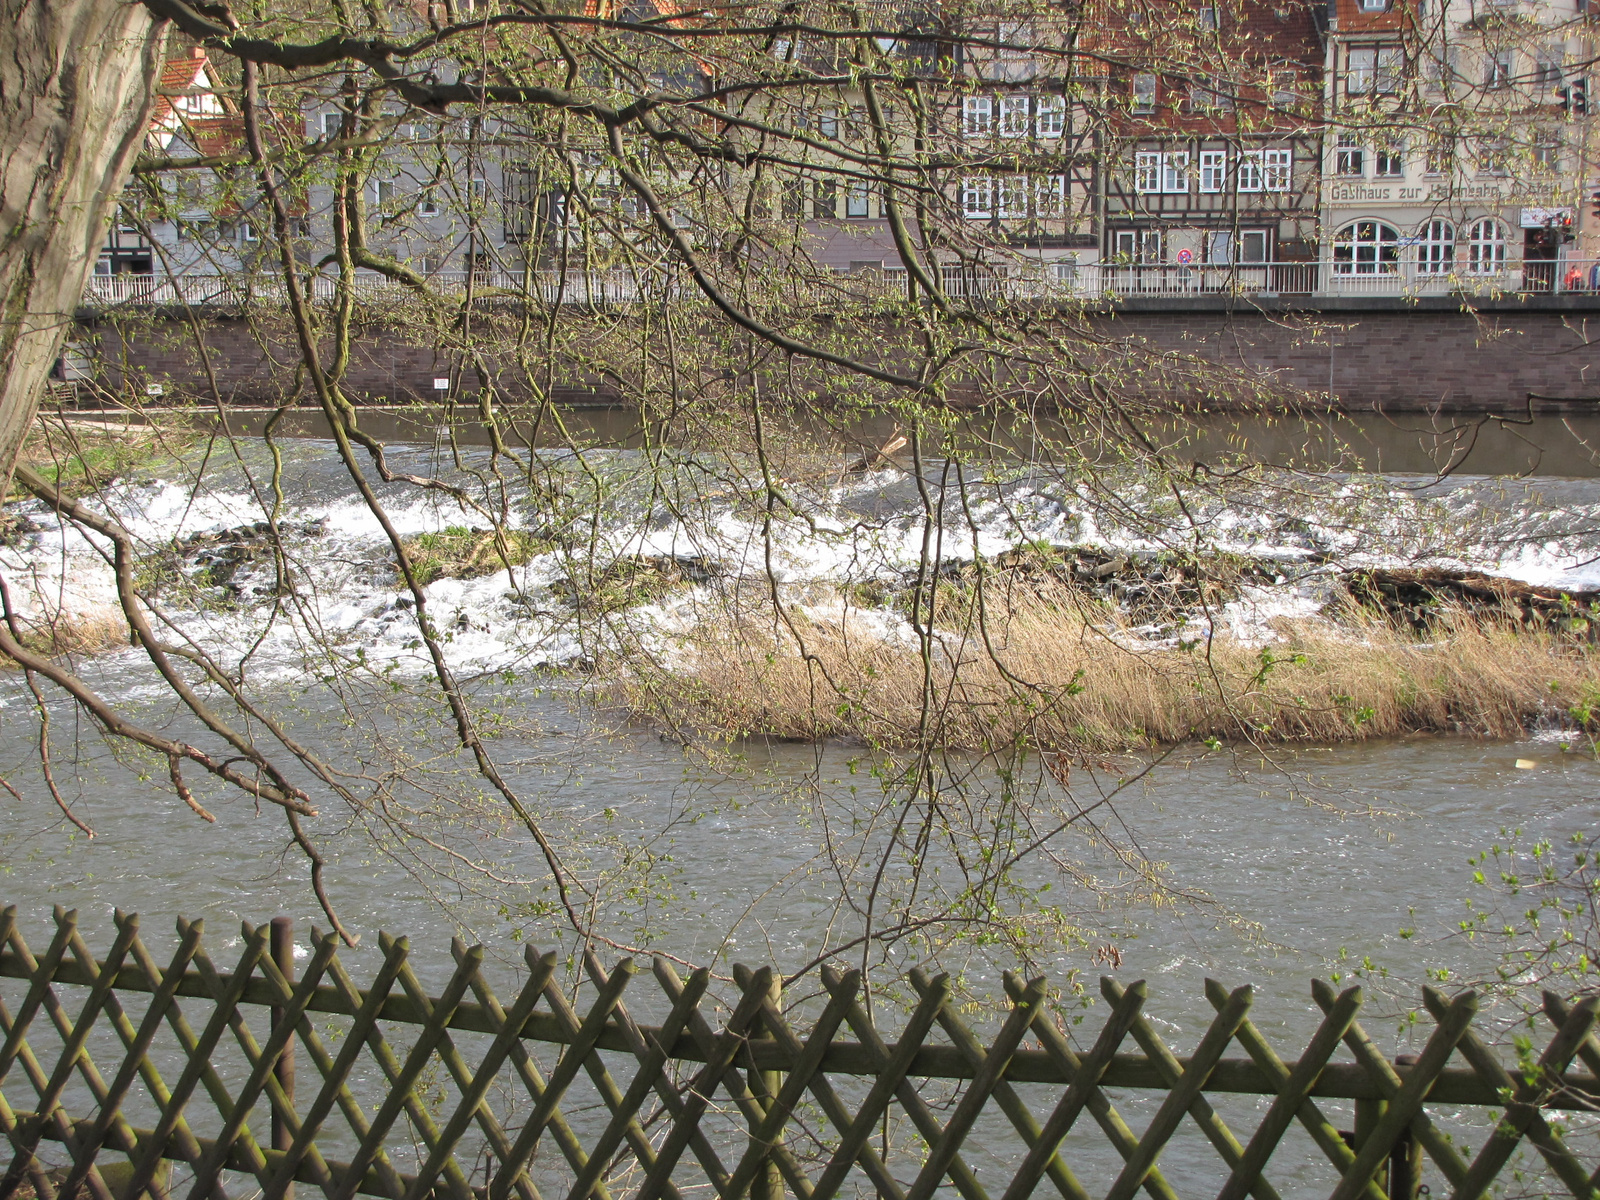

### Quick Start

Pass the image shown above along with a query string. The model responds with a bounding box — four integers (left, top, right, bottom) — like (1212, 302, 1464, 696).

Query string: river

(2, 408, 1598, 1195)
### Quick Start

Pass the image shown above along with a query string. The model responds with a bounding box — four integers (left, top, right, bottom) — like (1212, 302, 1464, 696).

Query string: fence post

(750, 973, 784, 1200)
(1388, 1054, 1422, 1200)
(270, 916, 296, 1200)
(1349, 1097, 1389, 1197)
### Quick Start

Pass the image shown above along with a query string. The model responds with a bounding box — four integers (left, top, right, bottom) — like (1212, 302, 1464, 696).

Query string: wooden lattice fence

(0, 905, 1598, 1200)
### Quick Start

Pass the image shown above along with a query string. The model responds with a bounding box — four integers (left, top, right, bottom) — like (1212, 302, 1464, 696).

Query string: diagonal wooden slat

(1327, 988, 1479, 1200)
(461, 946, 606, 1200)
(724, 965, 862, 1200)
(10, 909, 161, 1200)
(260, 930, 411, 1200)
(1541, 991, 1600, 1195)
(400, 945, 559, 1200)
(488, 954, 639, 1200)
(121, 921, 273, 1200)
(564, 960, 711, 1200)
(1001, 973, 1178, 1200)
(52, 914, 207, 1200)
(911, 968, 1088, 1200)
(999, 974, 1149, 1200)
(181, 926, 343, 1200)
(328, 939, 483, 1200)
(807, 971, 948, 1200)
(649, 960, 815, 1200)
(1103, 982, 1256, 1200)
(1420, 986, 1599, 1200)
(0, 910, 78, 1093)
(1211, 980, 1374, 1200)
(1311, 978, 1471, 1192)
(901, 976, 1048, 1200)
(1101, 978, 1279, 1200)
(820, 965, 988, 1200)
(0, 911, 140, 1200)
(633, 967, 777, 1200)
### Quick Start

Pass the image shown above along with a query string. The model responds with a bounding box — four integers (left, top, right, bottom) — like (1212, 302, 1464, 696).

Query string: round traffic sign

(1175, 248, 1194, 265)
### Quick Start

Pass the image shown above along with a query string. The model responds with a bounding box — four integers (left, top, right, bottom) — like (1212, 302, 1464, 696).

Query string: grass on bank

(399, 526, 548, 586)
(615, 585, 1600, 752)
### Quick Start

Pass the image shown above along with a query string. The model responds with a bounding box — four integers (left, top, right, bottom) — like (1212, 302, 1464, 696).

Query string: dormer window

(1358, 0, 1391, 12)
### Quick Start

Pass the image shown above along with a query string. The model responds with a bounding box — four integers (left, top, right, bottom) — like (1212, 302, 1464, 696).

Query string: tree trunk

(0, 0, 167, 489)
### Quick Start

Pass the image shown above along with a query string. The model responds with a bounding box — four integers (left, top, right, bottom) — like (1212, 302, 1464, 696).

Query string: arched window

(1467, 219, 1506, 274)
(1416, 219, 1455, 274)
(1333, 220, 1400, 274)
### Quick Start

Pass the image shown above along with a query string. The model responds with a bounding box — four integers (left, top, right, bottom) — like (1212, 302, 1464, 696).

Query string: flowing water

(4, 408, 1600, 1194)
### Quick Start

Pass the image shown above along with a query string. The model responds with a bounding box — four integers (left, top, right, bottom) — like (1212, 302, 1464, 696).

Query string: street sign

(1175, 248, 1194, 265)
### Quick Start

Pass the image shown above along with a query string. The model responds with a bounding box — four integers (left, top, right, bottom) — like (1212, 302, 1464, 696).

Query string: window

(1199, 149, 1227, 192)
(1486, 50, 1513, 89)
(997, 176, 1028, 218)
(1271, 71, 1299, 108)
(1262, 148, 1293, 191)
(1237, 150, 1263, 192)
(1467, 219, 1506, 273)
(963, 96, 993, 137)
(813, 179, 837, 216)
(1035, 94, 1065, 137)
(1134, 151, 1162, 193)
(846, 182, 871, 217)
(999, 95, 1030, 137)
(375, 180, 395, 205)
(1348, 47, 1401, 96)
(1212, 230, 1270, 262)
(1535, 49, 1565, 89)
(1189, 77, 1232, 112)
(241, 222, 259, 243)
(1114, 228, 1164, 263)
(1534, 130, 1560, 170)
(1425, 135, 1453, 175)
(962, 176, 993, 218)
(1162, 152, 1190, 192)
(1477, 138, 1508, 176)
(1035, 174, 1066, 217)
(1336, 135, 1365, 176)
(1417, 219, 1455, 273)
(1358, 0, 1391, 10)
(992, 20, 1036, 80)
(1198, 5, 1218, 26)
(1132, 73, 1158, 114)
(419, 191, 439, 216)
(1333, 220, 1400, 274)
(818, 108, 840, 139)
(321, 112, 343, 136)
(1375, 142, 1403, 176)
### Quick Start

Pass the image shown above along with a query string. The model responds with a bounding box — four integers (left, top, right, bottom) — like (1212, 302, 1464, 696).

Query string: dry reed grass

(617, 585, 1600, 751)
(4, 606, 130, 661)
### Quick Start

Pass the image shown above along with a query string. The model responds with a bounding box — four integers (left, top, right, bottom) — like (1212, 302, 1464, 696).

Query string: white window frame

(962, 175, 993, 218)
(374, 180, 395, 205)
(419, 192, 439, 216)
(1332, 220, 1400, 275)
(1199, 149, 1227, 193)
(999, 95, 1030, 137)
(1131, 73, 1157, 114)
(1417, 218, 1455, 274)
(1348, 48, 1376, 95)
(963, 96, 993, 137)
(1486, 50, 1513, 89)
(845, 182, 871, 217)
(1336, 135, 1365, 177)
(997, 175, 1029, 218)
(1236, 150, 1263, 192)
(1467, 218, 1506, 274)
(1262, 148, 1292, 191)
(1239, 230, 1269, 262)
(321, 112, 343, 136)
(1134, 151, 1162, 194)
(1160, 151, 1190, 194)
(1035, 94, 1065, 137)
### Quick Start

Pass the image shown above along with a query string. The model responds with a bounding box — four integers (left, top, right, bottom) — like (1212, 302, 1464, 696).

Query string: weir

(2, 905, 1598, 1200)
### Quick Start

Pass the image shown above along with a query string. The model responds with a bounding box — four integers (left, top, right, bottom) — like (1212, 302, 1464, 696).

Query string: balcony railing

(81, 260, 1600, 308)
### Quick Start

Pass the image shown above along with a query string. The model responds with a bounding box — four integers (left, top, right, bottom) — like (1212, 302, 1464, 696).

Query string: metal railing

(3, 904, 1599, 1200)
(79, 260, 1600, 308)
